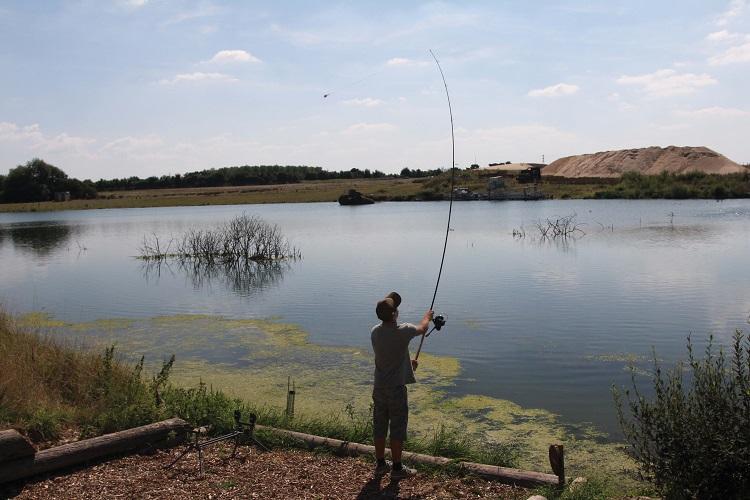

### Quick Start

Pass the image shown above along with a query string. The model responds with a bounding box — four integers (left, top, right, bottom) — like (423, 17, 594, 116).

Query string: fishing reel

(433, 314, 446, 330)
(428, 314, 446, 336)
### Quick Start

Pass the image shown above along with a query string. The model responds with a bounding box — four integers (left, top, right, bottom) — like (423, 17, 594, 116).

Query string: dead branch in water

(138, 214, 300, 263)
(534, 213, 585, 239)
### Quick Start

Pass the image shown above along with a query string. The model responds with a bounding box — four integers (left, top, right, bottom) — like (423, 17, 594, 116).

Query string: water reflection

(142, 258, 290, 296)
(615, 224, 716, 246)
(0, 222, 82, 256)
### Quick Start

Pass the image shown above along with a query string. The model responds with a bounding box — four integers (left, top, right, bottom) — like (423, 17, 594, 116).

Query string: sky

(0, 0, 749, 180)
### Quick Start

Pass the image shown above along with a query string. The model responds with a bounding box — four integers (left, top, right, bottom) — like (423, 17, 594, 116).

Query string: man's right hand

(417, 309, 434, 334)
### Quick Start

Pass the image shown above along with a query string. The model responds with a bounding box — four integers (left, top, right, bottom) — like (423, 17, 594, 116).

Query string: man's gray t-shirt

(371, 322, 421, 387)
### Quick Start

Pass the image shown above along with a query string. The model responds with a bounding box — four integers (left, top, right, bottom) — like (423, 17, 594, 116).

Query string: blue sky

(1, 0, 748, 180)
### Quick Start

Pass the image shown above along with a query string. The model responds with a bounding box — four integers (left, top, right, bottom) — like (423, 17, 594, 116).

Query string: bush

(614, 331, 750, 498)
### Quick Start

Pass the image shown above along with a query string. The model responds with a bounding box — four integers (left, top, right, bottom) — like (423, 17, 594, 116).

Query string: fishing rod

(414, 49, 455, 362)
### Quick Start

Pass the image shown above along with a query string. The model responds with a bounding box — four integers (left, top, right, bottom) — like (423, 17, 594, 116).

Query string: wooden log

(0, 418, 190, 484)
(256, 424, 560, 488)
(0, 430, 35, 462)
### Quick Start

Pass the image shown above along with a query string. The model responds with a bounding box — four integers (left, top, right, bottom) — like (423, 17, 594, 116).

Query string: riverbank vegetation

(614, 331, 750, 498)
(0, 308, 518, 468)
(595, 171, 750, 199)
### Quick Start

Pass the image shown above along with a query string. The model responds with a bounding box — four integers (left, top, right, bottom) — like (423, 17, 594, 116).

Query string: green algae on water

(35, 312, 641, 489)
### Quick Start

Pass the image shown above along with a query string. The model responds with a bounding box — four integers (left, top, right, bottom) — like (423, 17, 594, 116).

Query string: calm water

(1, 200, 749, 436)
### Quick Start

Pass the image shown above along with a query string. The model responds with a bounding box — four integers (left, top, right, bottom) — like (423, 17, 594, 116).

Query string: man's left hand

(411, 359, 418, 371)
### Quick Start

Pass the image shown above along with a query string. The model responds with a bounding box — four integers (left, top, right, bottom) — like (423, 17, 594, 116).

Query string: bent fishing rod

(414, 49, 455, 362)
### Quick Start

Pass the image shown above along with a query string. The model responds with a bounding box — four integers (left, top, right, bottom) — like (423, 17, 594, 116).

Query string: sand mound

(544, 146, 746, 178)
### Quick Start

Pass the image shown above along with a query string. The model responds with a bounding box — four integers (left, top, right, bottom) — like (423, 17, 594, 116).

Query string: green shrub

(614, 331, 750, 498)
(26, 408, 68, 441)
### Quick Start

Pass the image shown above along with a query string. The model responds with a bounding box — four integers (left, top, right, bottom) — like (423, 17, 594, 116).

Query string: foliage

(595, 171, 750, 199)
(400, 167, 443, 178)
(2, 158, 96, 203)
(614, 332, 750, 498)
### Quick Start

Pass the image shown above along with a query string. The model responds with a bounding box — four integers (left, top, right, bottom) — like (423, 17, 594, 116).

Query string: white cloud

(706, 30, 741, 42)
(676, 106, 749, 117)
(709, 39, 750, 64)
(342, 98, 384, 108)
(208, 49, 261, 64)
(715, 0, 746, 26)
(527, 83, 580, 98)
(386, 57, 428, 67)
(164, 4, 220, 25)
(616, 69, 717, 97)
(99, 135, 165, 158)
(608, 93, 635, 111)
(158, 72, 238, 85)
(340, 123, 397, 135)
(0, 122, 41, 142)
(0, 122, 95, 158)
(118, 0, 148, 8)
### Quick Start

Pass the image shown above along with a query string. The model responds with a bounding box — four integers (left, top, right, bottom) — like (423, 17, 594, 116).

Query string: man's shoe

(390, 465, 416, 479)
(374, 460, 391, 475)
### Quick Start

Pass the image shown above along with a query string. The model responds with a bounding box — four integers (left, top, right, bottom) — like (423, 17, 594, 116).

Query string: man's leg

(372, 387, 389, 469)
(388, 385, 412, 475)
(389, 438, 403, 463)
(374, 437, 386, 460)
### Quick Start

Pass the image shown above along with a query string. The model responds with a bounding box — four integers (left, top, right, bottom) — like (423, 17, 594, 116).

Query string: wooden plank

(0, 430, 36, 462)
(256, 424, 560, 488)
(0, 418, 190, 484)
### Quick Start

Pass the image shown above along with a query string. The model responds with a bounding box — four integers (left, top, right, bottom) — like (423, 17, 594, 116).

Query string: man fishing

(371, 291, 433, 478)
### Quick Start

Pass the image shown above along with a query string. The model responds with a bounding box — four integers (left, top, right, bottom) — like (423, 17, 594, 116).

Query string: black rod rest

(165, 410, 268, 476)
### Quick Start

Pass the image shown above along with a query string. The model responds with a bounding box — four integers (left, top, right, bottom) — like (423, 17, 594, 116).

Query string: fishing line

(322, 68, 387, 99)
(415, 49, 456, 362)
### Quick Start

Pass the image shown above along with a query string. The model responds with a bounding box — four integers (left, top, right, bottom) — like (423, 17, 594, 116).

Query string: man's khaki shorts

(372, 385, 408, 441)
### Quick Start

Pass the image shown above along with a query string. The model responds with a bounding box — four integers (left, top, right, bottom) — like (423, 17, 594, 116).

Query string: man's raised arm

(415, 310, 434, 335)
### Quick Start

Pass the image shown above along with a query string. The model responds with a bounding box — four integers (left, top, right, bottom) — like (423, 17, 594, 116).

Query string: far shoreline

(0, 171, 748, 214)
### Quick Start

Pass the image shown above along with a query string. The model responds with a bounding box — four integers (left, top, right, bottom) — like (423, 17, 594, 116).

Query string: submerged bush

(139, 213, 299, 262)
(614, 331, 750, 498)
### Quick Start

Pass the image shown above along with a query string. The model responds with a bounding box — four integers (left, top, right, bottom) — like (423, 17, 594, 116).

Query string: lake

(1, 199, 749, 443)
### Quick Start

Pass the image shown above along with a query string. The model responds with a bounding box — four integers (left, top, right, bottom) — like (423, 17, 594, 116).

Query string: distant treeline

(94, 165, 449, 191)
(0, 160, 450, 203)
(0, 159, 97, 203)
(595, 171, 750, 199)
(95, 165, 393, 191)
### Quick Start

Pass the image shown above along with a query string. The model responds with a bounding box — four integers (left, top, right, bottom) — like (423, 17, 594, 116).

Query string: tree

(470, 164, 480, 170)
(3, 158, 69, 202)
(2, 159, 96, 203)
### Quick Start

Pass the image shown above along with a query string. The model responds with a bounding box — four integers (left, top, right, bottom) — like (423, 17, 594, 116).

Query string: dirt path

(6, 444, 528, 499)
